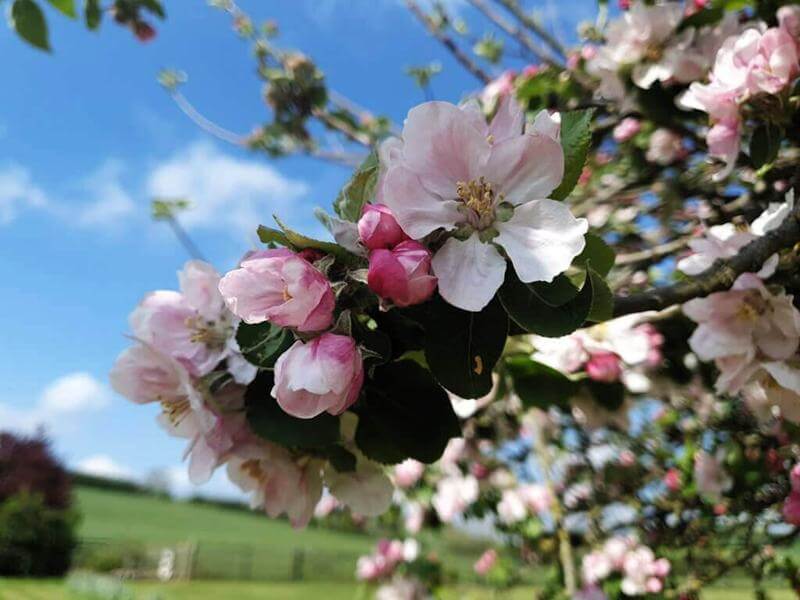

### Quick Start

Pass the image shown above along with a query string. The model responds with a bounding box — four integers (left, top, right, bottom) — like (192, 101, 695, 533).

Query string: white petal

(489, 96, 525, 144)
(401, 101, 489, 198)
(495, 200, 588, 283)
(326, 461, 393, 517)
(484, 133, 564, 205)
(527, 110, 561, 141)
(431, 233, 506, 312)
(763, 361, 800, 394)
(381, 164, 462, 239)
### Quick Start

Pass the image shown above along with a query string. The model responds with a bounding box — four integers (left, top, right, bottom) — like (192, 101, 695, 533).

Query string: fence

(72, 538, 364, 582)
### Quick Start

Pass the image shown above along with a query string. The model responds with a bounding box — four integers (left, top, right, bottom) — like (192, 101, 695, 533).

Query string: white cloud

(75, 454, 135, 481)
(0, 164, 49, 224)
(73, 160, 136, 227)
(146, 141, 309, 234)
(0, 372, 111, 435)
(163, 464, 245, 501)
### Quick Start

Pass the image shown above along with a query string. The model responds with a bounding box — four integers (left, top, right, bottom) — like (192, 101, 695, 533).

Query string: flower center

(644, 43, 663, 62)
(161, 397, 190, 426)
(241, 458, 266, 482)
(187, 316, 230, 350)
(282, 286, 293, 302)
(455, 176, 500, 230)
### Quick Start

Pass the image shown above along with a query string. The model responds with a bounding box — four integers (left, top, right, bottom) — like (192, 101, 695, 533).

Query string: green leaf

(235, 322, 294, 368)
(354, 361, 461, 464)
(423, 296, 508, 399)
(84, 0, 100, 29)
(245, 371, 340, 450)
(574, 233, 615, 277)
(499, 267, 594, 337)
(138, 0, 166, 19)
(507, 356, 579, 409)
(333, 150, 379, 222)
(11, 0, 50, 51)
(527, 275, 579, 307)
(750, 123, 781, 169)
(586, 269, 613, 322)
(678, 5, 723, 31)
(265, 215, 360, 265)
(551, 109, 594, 201)
(46, 0, 76, 17)
(586, 380, 626, 411)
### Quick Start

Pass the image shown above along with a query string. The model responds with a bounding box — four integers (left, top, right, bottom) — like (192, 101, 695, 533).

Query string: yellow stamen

(456, 176, 498, 222)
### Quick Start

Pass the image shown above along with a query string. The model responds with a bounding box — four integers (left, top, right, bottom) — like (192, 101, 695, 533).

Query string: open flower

(377, 99, 587, 311)
(218, 249, 335, 332)
(272, 332, 364, 419)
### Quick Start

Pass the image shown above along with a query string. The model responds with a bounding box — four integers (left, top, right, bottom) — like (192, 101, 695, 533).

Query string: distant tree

(0, 431, 72, 510)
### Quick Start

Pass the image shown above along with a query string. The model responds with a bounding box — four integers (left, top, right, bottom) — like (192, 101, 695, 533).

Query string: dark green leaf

(551, 109, 594, 201)
(528, 275, 579, 307)
(423, 296, 508, 399)
(84, 0, 100, 29)
(235, 322, 294, 368)
(333, 150, 379, 222)
(499, 267, 594, 337)
(586, 380, 626, 411)
(138, 0, 166, 18)
(586, 269, 613, 322)
(271, 215, 360, 265)
(245, 371, 340, 450)
(355, 361, 461, 464)
(678, 5, 723, 31)
(11, 0, 50, 51)
(574, 233, 615, 277)
(750, 123, 781, 169)
(506, 356, 579, 409)
(46, 0, 76, 17)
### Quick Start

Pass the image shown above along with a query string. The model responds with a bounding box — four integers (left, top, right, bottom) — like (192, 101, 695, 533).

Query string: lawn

(1, 579, 799, 600)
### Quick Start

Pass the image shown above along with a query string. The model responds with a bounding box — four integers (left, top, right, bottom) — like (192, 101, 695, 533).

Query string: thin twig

(467, 0, 563, 68)
(404, 0, 492, 85)
(491, 0, 567, 60)
(164, 215, 206, 262)
(170, 90, 246, 146)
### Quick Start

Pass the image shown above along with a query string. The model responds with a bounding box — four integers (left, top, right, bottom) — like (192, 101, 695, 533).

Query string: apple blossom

(645, 128, 684, 165)
(358, 204, 409, 250)
(779, 5, 800, 41)
(585, 351, 623, 383)
(694, 449, 732, 502)
(432, 474, 479, 522)
(110, 342, 194, 406)
(393, 459, 425, 489)
(367, 240, 438, 308)
(227, 442, 323, 528)
(218, 249, 335, 332)
(325, 459, 393, 517)
(612, 117, 641, 143)
(377, 98, 587, 311)
(677, 223, 756, 276)
(474, 549, 498, 576)
(271, 332, 364, 419)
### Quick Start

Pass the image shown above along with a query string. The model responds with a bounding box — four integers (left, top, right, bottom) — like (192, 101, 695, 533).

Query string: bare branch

(612, 203, 800, 317)
(467, 0, 563, 68)
(170, 90, 247, 146)
(615, 236, 692, 267)
(491, 0, 567, 60)
(404, 0, 492, 85)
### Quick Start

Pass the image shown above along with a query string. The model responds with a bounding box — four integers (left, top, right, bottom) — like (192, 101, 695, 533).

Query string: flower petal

(401, 101, 490, 197)
(380, 164, 463, 239)
(495, 199, 588, 283)
(431, 233, 506, 312)
(483, 133, 564, 205)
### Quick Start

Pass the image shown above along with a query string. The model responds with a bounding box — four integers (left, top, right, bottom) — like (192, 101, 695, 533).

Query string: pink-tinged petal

(527, 110, 561, 141)
(689, 325, 753, 361)
(484, 134, 564, 205)
(458, 98, 490, 137)
(488, 96, 525, 144)
(495, 199, 588, 283)
(326, 461, 394, 517)
(401, 101, 490, 197)
(381, 164, 463, 239)
(431, 233, 506, 312)
(188, 436, 219, 484)
(178, 260, 224, 319)
(763, 361, 800, 395)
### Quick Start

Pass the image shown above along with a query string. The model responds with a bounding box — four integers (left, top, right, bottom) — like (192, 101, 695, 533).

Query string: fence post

(290, 548, 305, 581)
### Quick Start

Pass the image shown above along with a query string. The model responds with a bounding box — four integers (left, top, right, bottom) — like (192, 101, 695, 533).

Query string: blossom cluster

(579, 537, 671, 597)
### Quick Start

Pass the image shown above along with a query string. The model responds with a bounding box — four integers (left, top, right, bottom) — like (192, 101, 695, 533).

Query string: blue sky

(0, 0, 597, 498)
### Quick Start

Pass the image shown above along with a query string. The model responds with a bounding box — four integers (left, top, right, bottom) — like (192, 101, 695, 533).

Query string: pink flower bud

(779, 5, 800, 40)
(394, 459, 425, 488)
(652, 558, 671, 578)
(368, 241, 437, 307)
(612, 117, 641, 143)
(646, 578, 663, 594)
(134, 21, 156, 43)
(358, 204, 409, 250)
(585, 352, 622, 383)
(272, 333, 364, 419)
(791, 464, 800, 492)
(784, 491, 800, 525)
(474, 549, 498, 576)
(707, 119, 740, 166)
(219, 249, 335, 332)
(664, 468, 682, 492)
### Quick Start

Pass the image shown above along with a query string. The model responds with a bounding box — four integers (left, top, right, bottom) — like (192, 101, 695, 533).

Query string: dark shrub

(0, 432, 72, 509)
(0, 491, 78, 576)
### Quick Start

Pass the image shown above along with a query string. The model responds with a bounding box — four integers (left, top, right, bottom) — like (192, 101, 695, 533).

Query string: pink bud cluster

(783, 464, 800, 525)
(356, 539, 419, 582)
(359, 204, 438, 308)
(473, 548, 498, 576)
(580, 537, 670, 596)
(218, 249, 364, 420)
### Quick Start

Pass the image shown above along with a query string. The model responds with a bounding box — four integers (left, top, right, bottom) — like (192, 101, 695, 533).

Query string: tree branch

(467, 0, 563, 68)
(612, 203, 800, 317)
(491, 0, 566, 60)
(404, 0, 492, 85)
